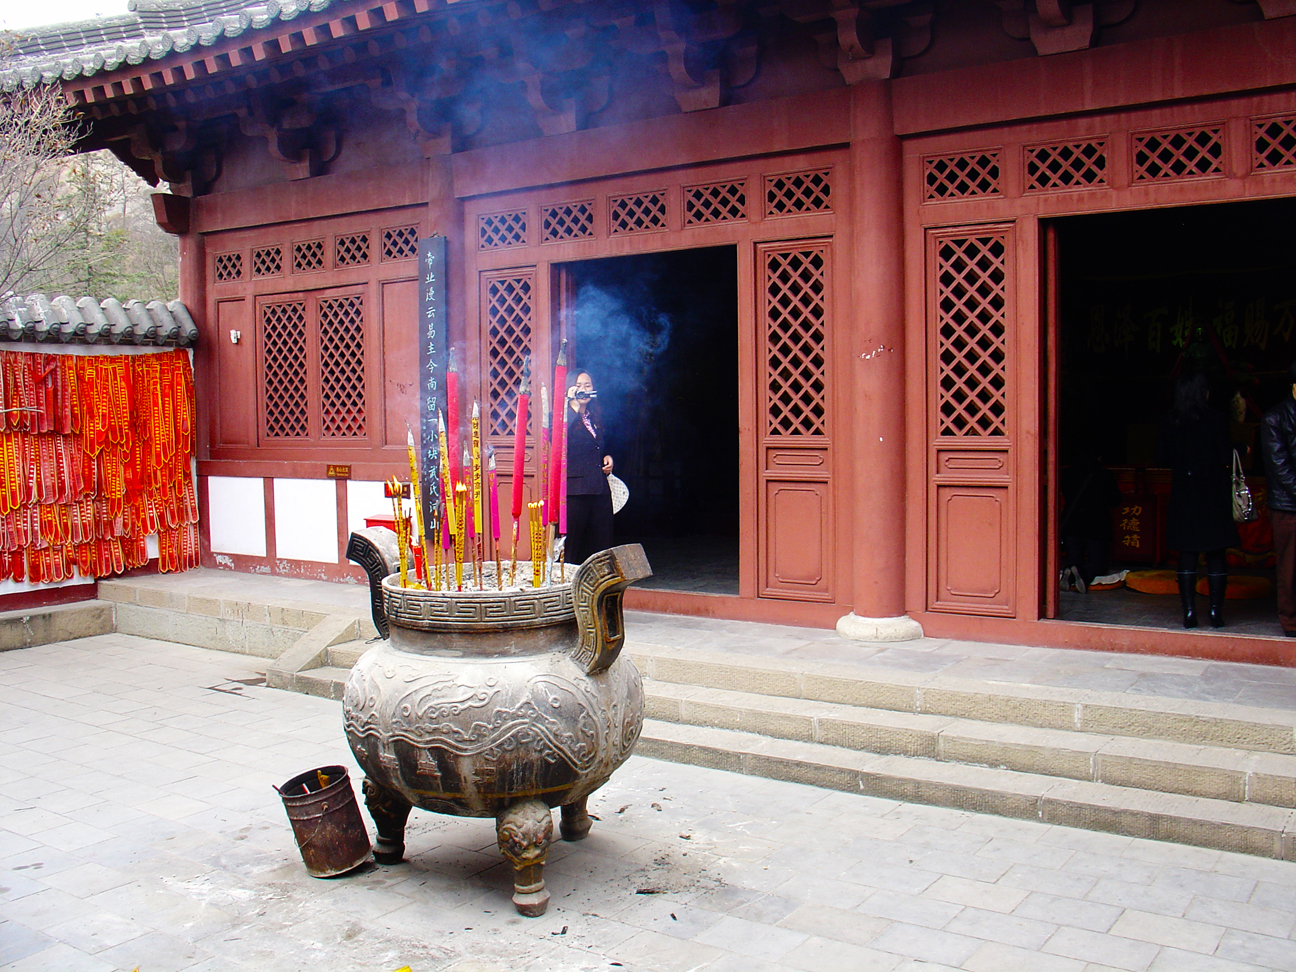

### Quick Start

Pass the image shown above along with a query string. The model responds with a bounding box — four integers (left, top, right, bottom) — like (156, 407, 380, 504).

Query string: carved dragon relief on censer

(343, 529, 651, 916)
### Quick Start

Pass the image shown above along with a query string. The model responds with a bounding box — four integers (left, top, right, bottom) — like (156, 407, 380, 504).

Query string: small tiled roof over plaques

(1, 294, 198, 346)
(1, 0, 342, 90)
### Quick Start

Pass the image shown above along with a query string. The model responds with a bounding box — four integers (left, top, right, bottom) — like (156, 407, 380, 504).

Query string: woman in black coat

(1156, 372, 1239, 628)
(564, 371, 615, 565)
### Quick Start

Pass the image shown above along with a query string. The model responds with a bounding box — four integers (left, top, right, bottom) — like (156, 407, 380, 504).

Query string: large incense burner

(343, 528, 650, 916)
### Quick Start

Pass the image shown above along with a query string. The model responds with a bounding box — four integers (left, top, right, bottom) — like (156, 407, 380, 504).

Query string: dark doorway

(560, 246, 740, 594)
(1053, 198, 1296, 635)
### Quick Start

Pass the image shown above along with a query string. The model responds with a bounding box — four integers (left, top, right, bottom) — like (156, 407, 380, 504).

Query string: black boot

(1176, 571, 1198, 629)
(1207, 572, 1228, 629)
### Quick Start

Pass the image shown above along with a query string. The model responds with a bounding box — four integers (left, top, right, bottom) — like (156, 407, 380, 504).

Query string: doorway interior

(559, 245, 740, 594)
(1052, 198, 1296, 635)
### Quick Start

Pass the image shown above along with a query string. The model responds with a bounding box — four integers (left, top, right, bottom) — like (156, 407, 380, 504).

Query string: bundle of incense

(446, 349, 461, 488)
(487, 446, 501, 589)
(509, 357, 530, 588)
(471, 404, 484, 590)
(464, 445, 481, 590)
(538, 384, 550, 581)
(406, 426, 431, 588)
(528, 501, 543, 587)
(438, 409, 454, 590)
(440, 500, 452, 591)
(548, 340, 567, 563)
(388, 477, 409, 588)
(454, 483, 467, 591)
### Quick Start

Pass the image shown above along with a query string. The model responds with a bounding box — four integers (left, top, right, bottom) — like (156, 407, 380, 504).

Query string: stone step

(0, 600, 113, 651)
(629, 642, 1296, 755)
(644, 678, 1296, 809)
(636, 720, 1296, 860)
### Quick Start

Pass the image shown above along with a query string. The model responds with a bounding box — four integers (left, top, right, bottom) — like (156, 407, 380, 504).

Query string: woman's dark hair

(1172, 372, 1210, 419)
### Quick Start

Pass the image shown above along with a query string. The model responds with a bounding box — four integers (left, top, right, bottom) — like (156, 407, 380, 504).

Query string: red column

(839, 82, 921, 641)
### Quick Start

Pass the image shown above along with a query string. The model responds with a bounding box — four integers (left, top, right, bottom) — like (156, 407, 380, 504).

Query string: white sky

(0, 0, 131, 32)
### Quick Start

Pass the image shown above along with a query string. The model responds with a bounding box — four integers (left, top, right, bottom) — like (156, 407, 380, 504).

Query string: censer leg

(362, 778, 412, 865)
(496, 798, 552, 917)
(559, 796, 592, 841)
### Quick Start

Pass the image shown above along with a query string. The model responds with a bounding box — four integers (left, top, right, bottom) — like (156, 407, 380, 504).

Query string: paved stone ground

(3, 634, 1296, 972)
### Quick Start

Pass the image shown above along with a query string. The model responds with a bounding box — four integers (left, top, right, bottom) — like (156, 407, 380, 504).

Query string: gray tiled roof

(1, 0, 341, 90)
(1, 294, 198, 346)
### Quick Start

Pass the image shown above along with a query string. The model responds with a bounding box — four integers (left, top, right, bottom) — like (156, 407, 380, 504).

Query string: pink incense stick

(510, 364, 530, 522)
(447, 351, 461, 489)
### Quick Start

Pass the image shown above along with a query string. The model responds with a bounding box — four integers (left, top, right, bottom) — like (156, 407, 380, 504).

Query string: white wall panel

(346, 480, 390, 539)
(274, 479, 339, 563)
(207, 476, 267, 557)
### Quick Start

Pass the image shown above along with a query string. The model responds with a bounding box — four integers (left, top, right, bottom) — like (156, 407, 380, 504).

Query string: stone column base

(836, 612, 924, 643)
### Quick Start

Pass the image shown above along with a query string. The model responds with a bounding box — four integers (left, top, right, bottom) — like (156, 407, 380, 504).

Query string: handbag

(1232, 449, 1258, 524)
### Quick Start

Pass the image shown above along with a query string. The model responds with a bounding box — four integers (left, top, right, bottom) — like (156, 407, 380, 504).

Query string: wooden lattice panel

(609, 191, 667, 234)
(764, 247, 828, 437)
(318, 294, 366, 438)
(252, 245, 282, 277)
(293, 240, 326, 273)
(684, 181, 747, 225)
(541, 201, 595, 242)
(479, 210, 528, 250)
(485, 273, 534, 436)
(923, 151, 1003, 201)
(1132, 126, 1224, 182)
(764, 169, 832, 217)
(261, 300, 310, 438)
(1253, 115, 1296, 171)
(381, 225, 419, 261)
(1025, 140, 1108, 192)
(213, 252, 243, 282)
(334, 233, 370, 268)
(935, 235, 1008, 437)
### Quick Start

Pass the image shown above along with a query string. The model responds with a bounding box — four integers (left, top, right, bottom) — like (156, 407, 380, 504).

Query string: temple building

(7, 0, 1296, 664)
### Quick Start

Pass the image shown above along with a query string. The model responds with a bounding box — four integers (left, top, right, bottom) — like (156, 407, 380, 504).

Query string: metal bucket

(276, 765, 371, 878)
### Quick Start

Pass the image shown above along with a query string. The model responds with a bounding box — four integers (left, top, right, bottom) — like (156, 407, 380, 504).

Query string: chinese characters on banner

(418, 236, 447, 531)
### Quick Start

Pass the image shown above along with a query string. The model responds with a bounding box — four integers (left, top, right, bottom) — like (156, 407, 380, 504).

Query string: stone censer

(343, 528, 651, 916)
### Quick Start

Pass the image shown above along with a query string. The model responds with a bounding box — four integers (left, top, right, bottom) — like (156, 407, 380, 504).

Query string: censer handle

(570, 544, 652, 675)
(346, 527, 401, 639)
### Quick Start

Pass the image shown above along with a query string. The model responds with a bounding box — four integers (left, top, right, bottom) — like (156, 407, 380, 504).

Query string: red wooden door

(758, 239, 834, 601)
(927, 224, 1016, 616)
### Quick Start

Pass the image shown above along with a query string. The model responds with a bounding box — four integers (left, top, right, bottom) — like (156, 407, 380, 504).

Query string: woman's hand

(602, 455, 613, 474)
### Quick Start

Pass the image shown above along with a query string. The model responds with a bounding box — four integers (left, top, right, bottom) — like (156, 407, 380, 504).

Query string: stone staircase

(260, 624, 1296, 861)
(7, 568, 1293, 860)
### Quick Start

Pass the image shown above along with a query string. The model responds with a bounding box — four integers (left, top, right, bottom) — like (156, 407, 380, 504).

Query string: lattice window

(1025, 141, 1108, 192)
(764, 170, 832, 217)
(262, 301, 310, 438)
(213, 252, 243, 282)
(1253, 115, 1296, 171)
(685, 181, 747, 225)
(382, 225, 419, 261)
(252, 246, 282, 277)
(765, 247, 828, 437)
(318, 294, 366, 438)
(293, 239, 326, 273)
(1132, 126, 1224, 182)
(923, 152, 1002, 201)
(479, 210, 528, 250)
(334, 233, 370, 268)
(609, 191, 667, 234)
(484, 273, 534, 437)
(541, 201, 596, 242)
(935, 235, 1008, 437)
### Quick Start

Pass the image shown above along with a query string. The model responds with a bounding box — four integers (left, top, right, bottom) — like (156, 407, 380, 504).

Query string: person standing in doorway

(1157, 372, 1238, 629)
(564, 371, 614, 565)
(1261, 362, 1296, 636)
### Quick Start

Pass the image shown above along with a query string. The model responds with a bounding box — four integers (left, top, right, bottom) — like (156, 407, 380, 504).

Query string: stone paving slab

(3, 633, 1296, 971)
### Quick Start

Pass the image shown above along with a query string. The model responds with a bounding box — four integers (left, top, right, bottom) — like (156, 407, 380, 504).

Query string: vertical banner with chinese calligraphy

(418, 236, 447, 531)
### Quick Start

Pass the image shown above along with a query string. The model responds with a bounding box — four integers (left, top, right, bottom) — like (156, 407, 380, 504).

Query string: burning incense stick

(389, 477, 409, 588)
(488, 446, 501, 589)
(454, 482, 467, 591)
(471, 404, 484, 590)
(549, 340, 567, 560)
(509, 358, 530, 588)
(406, 426, 431, 588)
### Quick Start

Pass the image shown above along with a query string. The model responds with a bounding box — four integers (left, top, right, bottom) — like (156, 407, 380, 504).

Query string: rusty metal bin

(276, 765, 371, 877)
